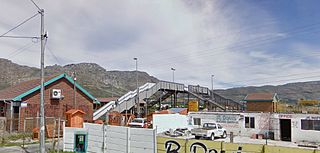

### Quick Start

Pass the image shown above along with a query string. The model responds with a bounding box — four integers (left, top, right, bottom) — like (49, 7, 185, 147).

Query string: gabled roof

(65, 109, 86, 115)
(0, 73, 100, 104)
(244, 93, 277, 102)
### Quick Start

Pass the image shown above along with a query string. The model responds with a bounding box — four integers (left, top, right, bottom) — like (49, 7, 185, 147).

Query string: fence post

(153, 127, 157, 153)
(23, 118, 26, 148)
(62, 120, 65, 152)
(57, 118, 60, 153)
(52, 117, 56, 151)
(127, 127, 130, 153)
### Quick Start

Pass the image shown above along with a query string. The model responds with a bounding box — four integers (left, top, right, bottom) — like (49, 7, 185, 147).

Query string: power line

(29, 0, 41, 11)
(0, 35, 40, 39)
(45, 40, 62, 65)
(0, 12, 39, 38)
(7, 42, 35, 59)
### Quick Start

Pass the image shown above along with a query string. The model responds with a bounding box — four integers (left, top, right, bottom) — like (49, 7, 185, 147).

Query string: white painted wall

(63, 127, 88, 152)
(64, 123, 157, 153)
(84, 123, 104, 153)
(153, 114, 189, 134)
(288, 114, 320, 143)
(188, 112, 320, 143)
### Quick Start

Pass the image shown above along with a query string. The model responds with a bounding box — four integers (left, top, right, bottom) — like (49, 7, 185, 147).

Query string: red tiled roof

(97, 97, 118, 103)
(0, 74, 60, 100)
(245, 93, 275, 101)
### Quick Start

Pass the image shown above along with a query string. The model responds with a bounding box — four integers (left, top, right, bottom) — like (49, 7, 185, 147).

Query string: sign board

(188, 101, 199, 112)
(21, 102, 28, 108)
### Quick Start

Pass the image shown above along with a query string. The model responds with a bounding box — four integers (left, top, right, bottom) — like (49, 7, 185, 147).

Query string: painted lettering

(165, 140, 180, 153)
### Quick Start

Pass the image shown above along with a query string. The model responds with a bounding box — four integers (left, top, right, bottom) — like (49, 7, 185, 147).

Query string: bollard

(230, 132, 234, 143)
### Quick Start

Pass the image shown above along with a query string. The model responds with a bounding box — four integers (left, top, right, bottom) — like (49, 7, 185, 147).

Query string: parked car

(191, 123, 227, 140)
(128, 118, 147, 128)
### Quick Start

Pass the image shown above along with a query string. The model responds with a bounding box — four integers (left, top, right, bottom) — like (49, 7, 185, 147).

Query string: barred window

(301, 119, 320, 131)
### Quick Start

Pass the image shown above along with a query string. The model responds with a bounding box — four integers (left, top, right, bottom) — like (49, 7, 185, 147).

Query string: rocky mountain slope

(1, 58, 320, 103)
(0, 58, 158, 98)
(215, 81, 320, 103)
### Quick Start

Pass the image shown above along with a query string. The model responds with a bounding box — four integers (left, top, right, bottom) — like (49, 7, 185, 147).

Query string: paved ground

(0, 142, 63, 153)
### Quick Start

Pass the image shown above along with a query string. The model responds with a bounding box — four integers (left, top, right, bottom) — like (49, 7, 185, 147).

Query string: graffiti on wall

(164, 140, 219, 153)
(305, 116, 320, 120)
(216, 114, 238, 123)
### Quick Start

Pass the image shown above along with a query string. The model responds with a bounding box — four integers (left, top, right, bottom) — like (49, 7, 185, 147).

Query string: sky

(0, 0, 320, 89)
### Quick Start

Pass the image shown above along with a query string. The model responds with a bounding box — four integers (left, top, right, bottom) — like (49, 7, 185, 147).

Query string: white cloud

(0, 0, 319, 89)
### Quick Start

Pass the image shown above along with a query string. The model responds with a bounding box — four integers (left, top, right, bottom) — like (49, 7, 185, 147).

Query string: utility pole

(134, 58, 140, 117)
(73, 72, 77, 109)
(39, 8, 46, 153)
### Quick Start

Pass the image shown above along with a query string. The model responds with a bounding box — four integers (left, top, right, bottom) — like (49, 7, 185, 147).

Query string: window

(193, 118, 201, 125)
(218, 124, 222, 129)
(245, 117, 255, 128)
(301, 119, 320, 131)
(203, 123, 216, 129)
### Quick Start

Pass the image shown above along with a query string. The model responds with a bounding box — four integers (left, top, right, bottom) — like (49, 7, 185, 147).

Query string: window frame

(301, 119, 320, 131)
(245, 116, 255, 128)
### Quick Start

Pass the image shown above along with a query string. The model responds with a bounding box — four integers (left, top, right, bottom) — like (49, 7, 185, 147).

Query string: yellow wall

(157, 136, 319, 153)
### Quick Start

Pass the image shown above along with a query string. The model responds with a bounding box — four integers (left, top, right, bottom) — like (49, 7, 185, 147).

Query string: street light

(211, 75, 214, 93)
(171, 68, 175, 82)
(73, 72, 77, 109)
(134, 58, 140, 117)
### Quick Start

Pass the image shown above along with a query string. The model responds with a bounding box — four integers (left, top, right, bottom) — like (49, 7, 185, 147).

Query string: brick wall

(19, 78, 94, 131)
(246, 101, 274, 112)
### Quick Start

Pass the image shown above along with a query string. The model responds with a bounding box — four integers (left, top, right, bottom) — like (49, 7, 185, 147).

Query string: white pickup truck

(191, 123, 227, 140)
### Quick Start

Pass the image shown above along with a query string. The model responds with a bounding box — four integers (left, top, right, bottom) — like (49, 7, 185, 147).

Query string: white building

(188, 112, 320, 143)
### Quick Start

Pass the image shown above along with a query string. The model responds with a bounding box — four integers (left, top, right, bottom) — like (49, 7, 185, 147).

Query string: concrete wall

(105, 125, 156, 153)
(64, 123, 157, 153)
(63, 127, 88, 152)
(83, 123, 104, 153)
(157, 136, 318, 153)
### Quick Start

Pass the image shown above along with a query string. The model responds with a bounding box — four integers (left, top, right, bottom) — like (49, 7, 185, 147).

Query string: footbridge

(93, 81, 242, 120)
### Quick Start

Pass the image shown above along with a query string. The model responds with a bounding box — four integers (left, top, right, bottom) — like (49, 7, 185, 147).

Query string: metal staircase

(93, 81, 184, 120)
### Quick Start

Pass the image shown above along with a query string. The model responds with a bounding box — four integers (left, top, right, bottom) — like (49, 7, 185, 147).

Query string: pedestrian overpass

(93, 81, 242, 120)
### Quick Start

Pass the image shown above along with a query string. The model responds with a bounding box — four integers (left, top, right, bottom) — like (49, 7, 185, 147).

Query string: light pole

(73, 72, 77, 109)
(134, 58, 140, 117)
(171, 68, 176, 108)
(210, 75, 214, 110)
(171, 68, 175, 82)
(211, 75, 214, 96)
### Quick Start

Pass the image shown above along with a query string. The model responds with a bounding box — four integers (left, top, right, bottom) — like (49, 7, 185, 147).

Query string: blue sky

(0, 0, 320, 89)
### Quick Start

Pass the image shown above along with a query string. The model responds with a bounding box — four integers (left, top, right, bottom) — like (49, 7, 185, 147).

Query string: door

(280, 119, 291, 141)
(217, 124, 224, 136)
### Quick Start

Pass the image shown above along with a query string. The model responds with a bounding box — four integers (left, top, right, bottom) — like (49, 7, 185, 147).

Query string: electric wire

(0, 12, 39, 38)
(29, 0, 41, 11)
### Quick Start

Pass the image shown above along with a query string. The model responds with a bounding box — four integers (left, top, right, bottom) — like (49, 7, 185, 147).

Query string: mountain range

(0, 58, 319, 103)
